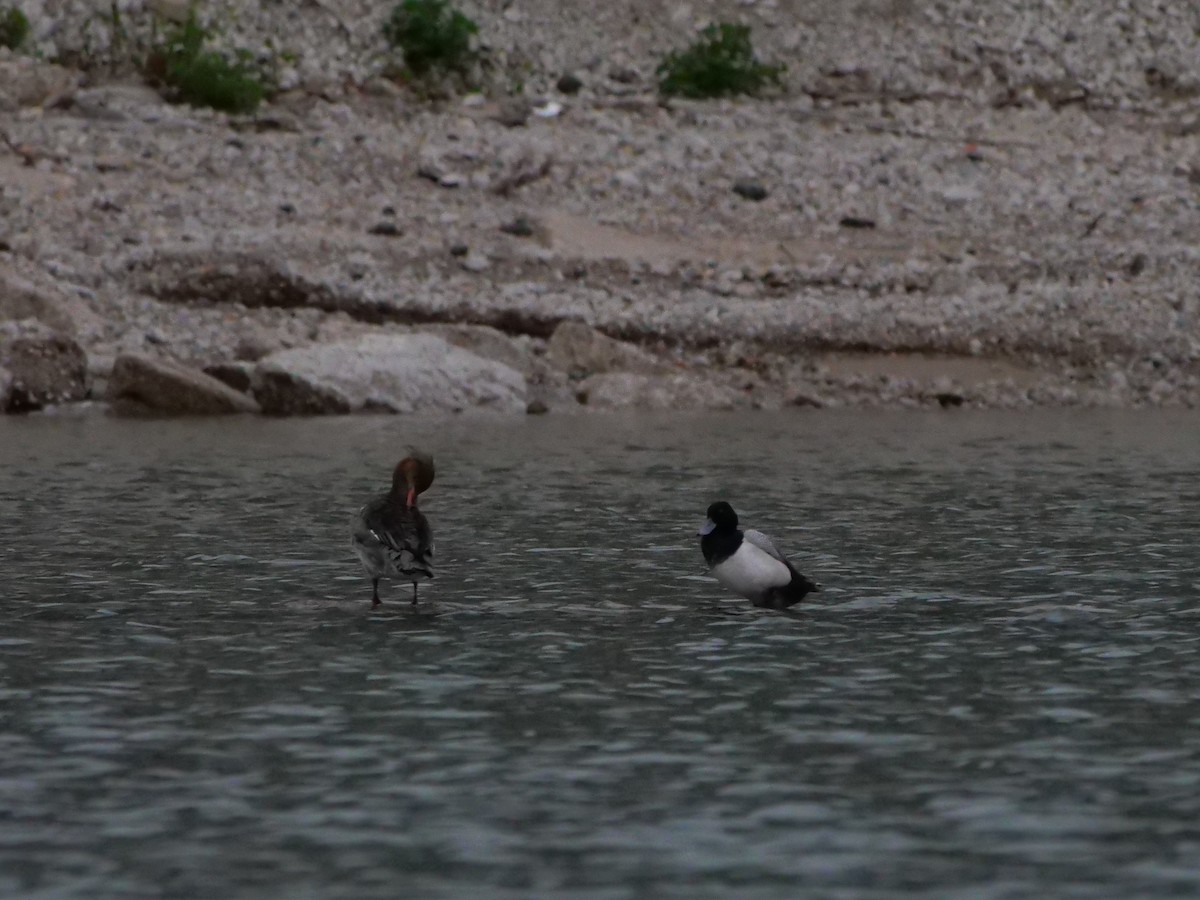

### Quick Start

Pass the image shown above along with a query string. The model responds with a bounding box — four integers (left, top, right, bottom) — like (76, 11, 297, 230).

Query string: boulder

(418, 323, 536, 375)
(578, 372, 746, 411)
(253, 334, 526, 416)
(108, 354, 260, 416)
(545, 321, 665, 378)
(0, 325, 88, 412)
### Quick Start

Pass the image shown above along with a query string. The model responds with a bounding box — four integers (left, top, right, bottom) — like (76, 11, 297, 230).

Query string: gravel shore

(3, 0, 1199, 415)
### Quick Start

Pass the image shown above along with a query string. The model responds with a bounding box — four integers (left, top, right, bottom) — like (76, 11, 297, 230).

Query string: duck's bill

(697, 519, 716, 536)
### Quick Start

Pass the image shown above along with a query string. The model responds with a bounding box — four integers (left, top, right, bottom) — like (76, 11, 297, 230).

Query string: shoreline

(3, 1, 1199, 415)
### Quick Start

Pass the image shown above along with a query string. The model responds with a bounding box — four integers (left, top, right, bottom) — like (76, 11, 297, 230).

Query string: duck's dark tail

(770, 569, 820, 609)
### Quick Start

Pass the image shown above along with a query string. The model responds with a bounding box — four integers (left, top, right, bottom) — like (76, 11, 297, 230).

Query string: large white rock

(253, 333, 527, 416)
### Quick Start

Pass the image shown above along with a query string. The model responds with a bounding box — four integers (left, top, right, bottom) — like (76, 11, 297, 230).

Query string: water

(1, 410, 1198, 899)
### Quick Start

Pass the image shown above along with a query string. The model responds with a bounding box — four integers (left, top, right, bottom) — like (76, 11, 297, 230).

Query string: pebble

(556, 73, 583, 95)
(732, 179, 768, 201)
(368, 222, 403, 237)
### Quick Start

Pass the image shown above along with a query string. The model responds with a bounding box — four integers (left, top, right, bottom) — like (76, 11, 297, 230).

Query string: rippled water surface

(2, 410, 1198, 898)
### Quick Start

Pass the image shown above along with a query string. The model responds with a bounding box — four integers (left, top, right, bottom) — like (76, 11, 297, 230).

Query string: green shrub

(146, 15, 267, 114)
(383, 0, 477, 78)
(0, 6, 30, 50)
(657, 23, 783, 98)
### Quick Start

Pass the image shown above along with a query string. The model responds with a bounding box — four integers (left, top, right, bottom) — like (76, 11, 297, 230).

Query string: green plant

(146, 14, 267, 114)
(0, 6, 30, 50)
(657, 23, 783, 99)
(383, 0, 477, 78)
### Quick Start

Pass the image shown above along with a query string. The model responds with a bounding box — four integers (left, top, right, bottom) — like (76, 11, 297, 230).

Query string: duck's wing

(743, 529, 788, 563)
(361, 501, 434, 575)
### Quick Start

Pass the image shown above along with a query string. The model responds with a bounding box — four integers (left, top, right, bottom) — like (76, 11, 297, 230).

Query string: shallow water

(1, 410, 1198, 899)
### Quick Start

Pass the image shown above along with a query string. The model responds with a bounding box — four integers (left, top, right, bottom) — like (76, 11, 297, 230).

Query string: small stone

(449, 243, 469, 257)
(839, 215, 877, 229)
(733, 179, 768, 201)
(556, 73, 583, 94)
(788, 392, 824, 408)
(368, 221, 403, 237)
(526, 398, 549, 415)
(609, 67, 639, 84)
(461, 252, 490, 272)
(500, 217, 535, 237)
(234, 334, 275, 362)
(493, 99, 531, 128)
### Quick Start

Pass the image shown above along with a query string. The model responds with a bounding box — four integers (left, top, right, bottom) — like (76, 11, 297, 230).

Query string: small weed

(383, 0, 477, 78)
(0, 6, 30, 50)
(146, 14, 267, 114)
(657, 23, 783, 99)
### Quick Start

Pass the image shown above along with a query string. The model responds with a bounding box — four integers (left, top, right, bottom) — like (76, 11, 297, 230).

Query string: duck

(352, 452, 435, 607)
(698, 501, 819, 609)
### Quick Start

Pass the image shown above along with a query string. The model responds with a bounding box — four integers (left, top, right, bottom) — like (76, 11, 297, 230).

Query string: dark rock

(733, 179, 768, 201)
(233, 333, 275, 362)
(609, 67, 639, 84)
(203, 361, 254, 394)
(449, 243, 470, 257)
(839, 215, 877, 229)
(254, 369, 352, 416)
(2, 331, 88, 412)
(787, 391, 824, 408)
(526, 398, 549, 415)
(556, 73, 583, 94)
(500, 217, 535, 237)
(935, 391, 965, 408)
(368, 221, 403, 237)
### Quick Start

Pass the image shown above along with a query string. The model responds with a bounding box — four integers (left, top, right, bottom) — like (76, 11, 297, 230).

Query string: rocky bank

(2, 0, 1200, 416)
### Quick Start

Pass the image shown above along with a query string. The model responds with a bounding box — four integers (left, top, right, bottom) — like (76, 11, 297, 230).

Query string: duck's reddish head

(392, 452, 435, 507)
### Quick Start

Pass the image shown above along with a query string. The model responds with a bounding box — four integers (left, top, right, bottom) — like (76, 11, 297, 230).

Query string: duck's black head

(698, 500, 739, 536)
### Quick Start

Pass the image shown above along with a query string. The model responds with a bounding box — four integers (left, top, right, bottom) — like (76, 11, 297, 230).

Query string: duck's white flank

(712, 541, 791, 597)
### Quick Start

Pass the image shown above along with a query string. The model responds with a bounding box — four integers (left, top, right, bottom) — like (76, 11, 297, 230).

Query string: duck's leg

(372, 577, 381, 607)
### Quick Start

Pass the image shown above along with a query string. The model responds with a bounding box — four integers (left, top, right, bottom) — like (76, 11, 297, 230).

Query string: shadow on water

(1, 409, 1198, 898)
